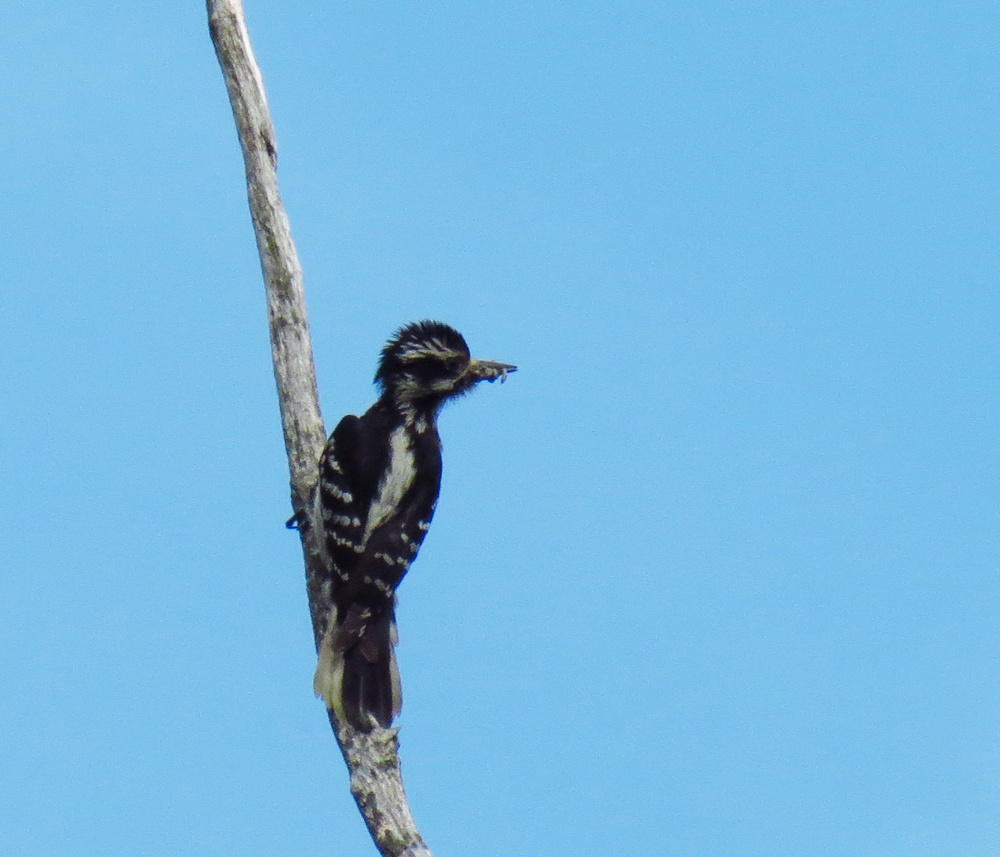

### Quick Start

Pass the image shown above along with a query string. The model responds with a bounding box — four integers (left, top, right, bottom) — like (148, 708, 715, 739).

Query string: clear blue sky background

(2, 2, 997, 855)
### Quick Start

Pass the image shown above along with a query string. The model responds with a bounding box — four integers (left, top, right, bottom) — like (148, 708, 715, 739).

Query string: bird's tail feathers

(314, 605, 401, 730)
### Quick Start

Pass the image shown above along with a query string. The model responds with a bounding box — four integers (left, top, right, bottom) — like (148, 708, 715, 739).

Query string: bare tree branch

(207, 2, 431, 854)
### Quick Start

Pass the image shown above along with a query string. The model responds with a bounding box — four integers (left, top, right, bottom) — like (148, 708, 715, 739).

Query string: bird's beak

(468, 358, 518, 383)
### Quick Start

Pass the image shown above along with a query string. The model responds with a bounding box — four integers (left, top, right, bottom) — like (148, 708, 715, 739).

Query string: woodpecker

(312, 320, 516, 730)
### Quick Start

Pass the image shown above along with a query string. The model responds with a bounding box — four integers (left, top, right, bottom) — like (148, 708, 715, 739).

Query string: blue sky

(2, 2, 998, 855)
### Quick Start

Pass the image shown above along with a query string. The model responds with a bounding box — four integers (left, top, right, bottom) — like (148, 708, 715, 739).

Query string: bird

(311, 320, 516, 730)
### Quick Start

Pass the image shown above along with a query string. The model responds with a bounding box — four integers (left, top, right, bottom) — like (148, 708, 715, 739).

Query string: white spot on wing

(324, 483, 354, 503)
(330, 533, 364, 553)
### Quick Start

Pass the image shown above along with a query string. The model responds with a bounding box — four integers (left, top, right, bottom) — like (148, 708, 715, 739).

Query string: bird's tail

(314, 604, 401, 730)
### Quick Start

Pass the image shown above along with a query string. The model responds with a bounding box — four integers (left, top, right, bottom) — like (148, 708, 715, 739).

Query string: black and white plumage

(313, 320, 516, 730)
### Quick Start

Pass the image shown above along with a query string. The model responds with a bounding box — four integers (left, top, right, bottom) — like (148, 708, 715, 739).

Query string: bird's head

(375, 320, 516, 414)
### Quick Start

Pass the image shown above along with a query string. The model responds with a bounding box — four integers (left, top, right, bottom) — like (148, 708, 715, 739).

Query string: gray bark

(207, 2, 432, 854)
